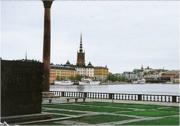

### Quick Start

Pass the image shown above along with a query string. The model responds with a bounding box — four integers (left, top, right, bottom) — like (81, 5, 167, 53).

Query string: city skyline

(1, 1, 179, 73)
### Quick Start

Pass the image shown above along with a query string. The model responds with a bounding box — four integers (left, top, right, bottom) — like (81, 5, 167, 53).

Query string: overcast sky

(1, 1, 180, 73)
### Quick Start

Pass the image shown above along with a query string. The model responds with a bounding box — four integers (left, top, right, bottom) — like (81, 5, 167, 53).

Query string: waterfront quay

(14, 84, 179, 125)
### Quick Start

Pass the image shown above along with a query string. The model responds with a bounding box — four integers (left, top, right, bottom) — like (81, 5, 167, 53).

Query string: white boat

(133, 79, 146, 84)
(54, 80, 73, 85)
(79, 79, 100, 85)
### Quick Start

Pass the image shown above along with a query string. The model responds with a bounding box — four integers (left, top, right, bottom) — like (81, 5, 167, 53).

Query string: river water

(50, 84, 180, 96)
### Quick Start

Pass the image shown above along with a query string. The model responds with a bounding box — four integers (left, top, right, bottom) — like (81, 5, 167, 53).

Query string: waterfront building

(75, 35, 108, 79)
(122, 72, 138, 80)
(86, 62, 94, 78)
(50, 34, 108, 84)
(50, 63, 76, 84)
(75, 62, 94, 78)
(94, 66, 109, 81)
(75, 35, 95, 78)
(160, 70, 180, 82)
(75, 67, 86, 77)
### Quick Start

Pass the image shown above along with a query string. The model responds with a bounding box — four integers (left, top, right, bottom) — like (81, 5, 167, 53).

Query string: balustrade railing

(51, 91, 180, 103)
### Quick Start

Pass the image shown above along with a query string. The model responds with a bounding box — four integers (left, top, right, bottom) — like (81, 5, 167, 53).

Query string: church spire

(79, 33, 83, 52)
(25, 51, 27, 60)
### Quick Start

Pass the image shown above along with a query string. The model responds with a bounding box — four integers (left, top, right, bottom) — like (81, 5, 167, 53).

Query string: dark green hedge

(1, 60, 43, 117)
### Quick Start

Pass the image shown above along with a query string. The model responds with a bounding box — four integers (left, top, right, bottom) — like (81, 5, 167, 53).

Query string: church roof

(86, 62, 94, 68)
(65, 60, 71, 65)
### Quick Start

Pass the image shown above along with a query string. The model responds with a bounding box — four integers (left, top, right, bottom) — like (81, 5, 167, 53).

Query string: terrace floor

(25, 101, 179, 125)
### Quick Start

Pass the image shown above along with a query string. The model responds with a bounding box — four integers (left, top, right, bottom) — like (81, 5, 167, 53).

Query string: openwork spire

(79, 33, 83, 52)
(25, 51, 27, 60)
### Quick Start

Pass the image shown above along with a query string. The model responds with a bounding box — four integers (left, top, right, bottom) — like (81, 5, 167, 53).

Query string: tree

(75, 75, 83, 81)
(69, 76, 75, 81)
(56, 75, 61, 81)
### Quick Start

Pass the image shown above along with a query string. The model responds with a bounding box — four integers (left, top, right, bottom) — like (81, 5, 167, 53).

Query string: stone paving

(18, 99, 179, 125)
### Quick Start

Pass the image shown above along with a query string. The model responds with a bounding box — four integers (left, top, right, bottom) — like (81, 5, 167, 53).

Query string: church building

(75, 34, 94, 78)
(49, 34, 109, 84)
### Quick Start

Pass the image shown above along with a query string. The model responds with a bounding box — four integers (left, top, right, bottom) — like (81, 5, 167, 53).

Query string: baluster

(166, 96, 168, 102)
(131, 95, 133, 100)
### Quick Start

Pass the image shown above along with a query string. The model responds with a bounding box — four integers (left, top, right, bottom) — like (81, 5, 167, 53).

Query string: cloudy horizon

(1, 1, 180, 73)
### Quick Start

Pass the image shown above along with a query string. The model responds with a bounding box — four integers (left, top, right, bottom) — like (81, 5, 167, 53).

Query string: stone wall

(1, 60, 43, 117)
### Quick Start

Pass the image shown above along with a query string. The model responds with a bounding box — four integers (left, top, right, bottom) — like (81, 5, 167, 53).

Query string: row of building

(121, 66, 180, 83)
(50, 35, 108, 84)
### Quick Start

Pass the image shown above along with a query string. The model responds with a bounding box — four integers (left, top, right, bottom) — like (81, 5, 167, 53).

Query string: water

(50, 83, 180, 96)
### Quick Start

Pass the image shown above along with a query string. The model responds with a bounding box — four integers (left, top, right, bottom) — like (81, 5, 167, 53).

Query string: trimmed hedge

(1, 60, 43, 117)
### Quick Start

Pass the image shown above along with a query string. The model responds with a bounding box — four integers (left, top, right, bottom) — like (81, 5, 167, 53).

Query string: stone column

(42, 0, 53, 91)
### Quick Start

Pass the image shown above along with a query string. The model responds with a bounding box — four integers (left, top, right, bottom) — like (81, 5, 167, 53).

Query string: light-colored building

(122, 72, 138, 80)
(76, 67, 86, 77)
(76, 62, 94, 78)
(85, 62, 94, 78)
(50, 35, 109, 83)
(94, 66, 109, 81)
(50, 64, 76, 84)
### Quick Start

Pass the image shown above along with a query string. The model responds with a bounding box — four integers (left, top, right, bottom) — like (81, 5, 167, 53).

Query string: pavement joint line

(157, 106, 173, 109)
(116, 114, 180, 125)
(43, 106, 146, 118)
(43, 111, 99, 118)
(0, 113, 49, 120)
(43, 108, 145, 118)
(42, 112, 78, 117)
(43, 108, 87, 115)
(17, 113, 99, 125)
(114, 111, 132, 113)
(43, 106, 143, 118)
(102, 114, 180, 125)
(41, 103, 179, 125)
(17, 116, 74, 125)
(53, 103, 147, 110)
(43, 104, 179, 118)
(43, 107, 95, 114)
(43, 107, 146, 124)
(102, 117, 156, 125)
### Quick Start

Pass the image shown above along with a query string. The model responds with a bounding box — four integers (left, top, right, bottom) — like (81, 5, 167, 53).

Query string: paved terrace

(16, 98, 179, 125)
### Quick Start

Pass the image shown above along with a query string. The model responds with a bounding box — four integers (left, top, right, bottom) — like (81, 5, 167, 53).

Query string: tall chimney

(42, 0, 53, 91)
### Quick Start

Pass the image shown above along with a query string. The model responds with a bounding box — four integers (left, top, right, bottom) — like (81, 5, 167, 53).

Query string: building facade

(160, 70, 180, 82)
(50, 64, 76, 84)
(94, 66, 109, 81)
(49, 34, 109, 84)
(75, 62, 94, 78)
(122, 72, 138, 80)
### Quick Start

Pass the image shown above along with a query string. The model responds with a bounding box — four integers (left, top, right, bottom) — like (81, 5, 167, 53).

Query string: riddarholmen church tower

(49, 34, 109, 84)
(76, 34, 85, 67)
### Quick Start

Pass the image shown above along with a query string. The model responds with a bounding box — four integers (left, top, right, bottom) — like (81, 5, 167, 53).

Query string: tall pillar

(42, 0, 53, 91)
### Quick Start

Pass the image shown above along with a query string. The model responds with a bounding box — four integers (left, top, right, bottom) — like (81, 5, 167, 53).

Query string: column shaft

(42, 1, 53, 91)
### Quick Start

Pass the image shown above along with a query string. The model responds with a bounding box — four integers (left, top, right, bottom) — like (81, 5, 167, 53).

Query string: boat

(133, 79, 146, 84)
(54, 80, 73, 85)
(166, 81, 173, 84)
(79, 78, 100, 85)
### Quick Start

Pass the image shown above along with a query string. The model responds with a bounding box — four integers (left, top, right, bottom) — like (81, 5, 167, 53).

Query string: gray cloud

(1, 1, 179, 73)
